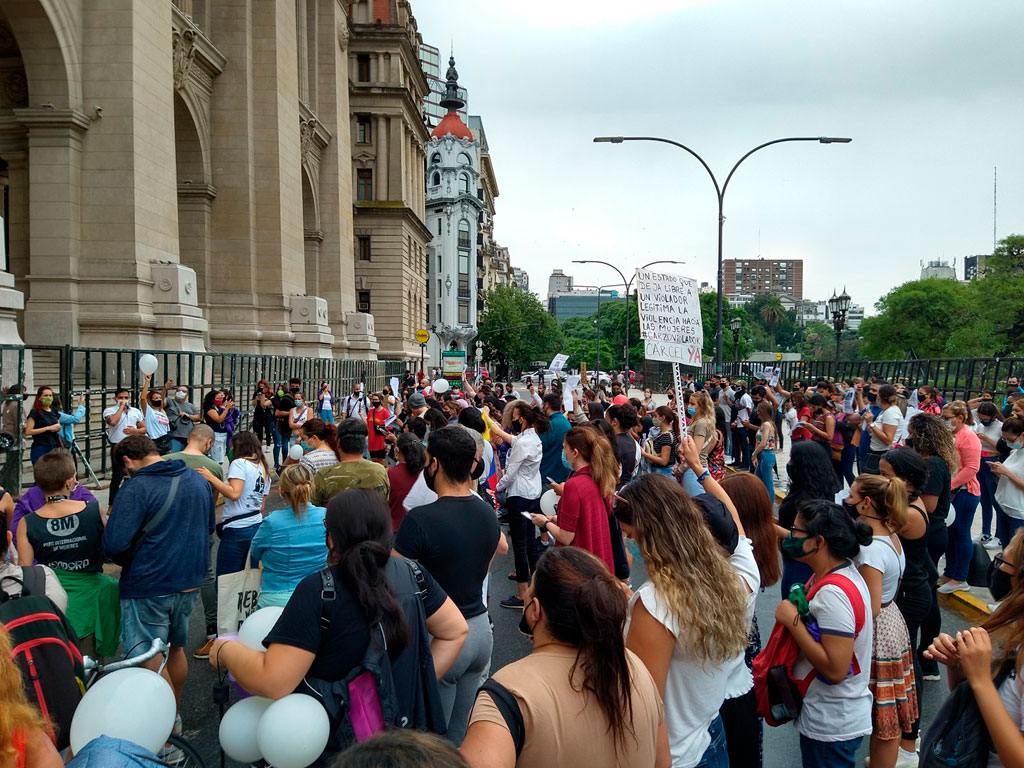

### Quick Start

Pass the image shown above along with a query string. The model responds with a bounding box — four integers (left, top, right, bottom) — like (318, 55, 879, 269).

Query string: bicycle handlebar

(83, 638, 170, 676)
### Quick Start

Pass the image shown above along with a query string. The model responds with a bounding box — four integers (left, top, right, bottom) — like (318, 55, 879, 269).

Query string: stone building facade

(0, 0, 448, 359)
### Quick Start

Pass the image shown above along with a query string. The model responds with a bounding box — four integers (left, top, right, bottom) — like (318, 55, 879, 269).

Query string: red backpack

(753, 572, 865, 727)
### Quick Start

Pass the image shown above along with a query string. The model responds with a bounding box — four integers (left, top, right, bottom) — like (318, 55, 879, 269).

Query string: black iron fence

(642, 357, 1024, 401)
(0, 345, 405, 493)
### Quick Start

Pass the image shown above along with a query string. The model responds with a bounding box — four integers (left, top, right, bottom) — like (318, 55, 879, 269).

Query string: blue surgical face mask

(1008, 441, 1024, 451)
(300, 441, 312, 452)
(562, 450, 573, 470)
(295, 399, 304, 407)
(686, 406, 696, 417)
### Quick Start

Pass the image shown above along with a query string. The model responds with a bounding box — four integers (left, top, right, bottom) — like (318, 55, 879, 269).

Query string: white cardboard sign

(637, 270, 703, 368)
(549, 353, 569, 373)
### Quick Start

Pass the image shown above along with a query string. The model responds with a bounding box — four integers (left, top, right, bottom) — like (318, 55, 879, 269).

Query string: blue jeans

(320, 408, 335, 423)
(216, 523, 261, 578)
(997, 515, 1024, 555)
(272, 429, 286, 467)
(121, 590, 199, 651)
(30, 442, 56, 464)
(799, 734, 862, 768)
(753, 450, 775, 500)
(979, 456, 1003, 538)
(681, 467, 704, 496)
(695, 714, 729, 768)
(944, 490, 980, 582)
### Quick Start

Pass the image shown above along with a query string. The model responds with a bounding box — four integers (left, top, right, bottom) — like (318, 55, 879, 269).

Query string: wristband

(696, 469, 711, 484)
(544, 520, 555, 532)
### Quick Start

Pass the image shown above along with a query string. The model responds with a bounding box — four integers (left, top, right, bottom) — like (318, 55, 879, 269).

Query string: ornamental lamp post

(730, 315, 743, 364)
(828, 288, 852, 374)
(593, 135, 851, 373)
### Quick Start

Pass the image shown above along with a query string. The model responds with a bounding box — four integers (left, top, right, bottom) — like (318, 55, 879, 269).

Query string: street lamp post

(593, 281, 628, 383)
(827, 288, 851, 376)
(573, 258, 685, 385)
(730, 316, 742, 365)
(593, 135, 851, 373)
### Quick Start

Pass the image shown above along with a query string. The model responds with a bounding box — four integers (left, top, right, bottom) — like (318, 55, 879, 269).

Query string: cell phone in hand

(520, 511, 534, 521)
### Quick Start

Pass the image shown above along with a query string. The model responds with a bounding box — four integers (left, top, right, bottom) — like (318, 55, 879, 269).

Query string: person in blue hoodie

(102, 435, 215, 719)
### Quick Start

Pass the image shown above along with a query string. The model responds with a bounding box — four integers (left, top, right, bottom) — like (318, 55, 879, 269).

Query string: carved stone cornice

(171, 7, 225, 97)
(299, 103, 332, 173)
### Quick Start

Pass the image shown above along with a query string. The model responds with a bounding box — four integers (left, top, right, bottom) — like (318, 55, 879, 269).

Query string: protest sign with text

(637, 270, 704, 368)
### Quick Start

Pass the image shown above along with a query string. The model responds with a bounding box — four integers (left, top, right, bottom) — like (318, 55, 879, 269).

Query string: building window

(431, 172, 440, 186)
(436, 218, 441, 235)
(431, 152, 441, 164)
(356, 54, 370, 82)
(457, 152, 472, 167)
(458, 300, 469, 324)
(426, 304, 431, 323)
(357, 290, 371, 313)
(356, 169, 372, 201)
(356, 115, 371, 144)
(357, 236, 371, 261)
(458, 220, 470, 249)
(458, 173, 469, 194)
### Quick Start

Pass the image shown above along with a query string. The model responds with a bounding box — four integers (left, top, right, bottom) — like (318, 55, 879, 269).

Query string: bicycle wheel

(160, 735, 207, 768)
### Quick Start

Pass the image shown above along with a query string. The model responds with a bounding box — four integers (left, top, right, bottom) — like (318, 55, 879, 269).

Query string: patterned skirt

(868, 601, 919, 739)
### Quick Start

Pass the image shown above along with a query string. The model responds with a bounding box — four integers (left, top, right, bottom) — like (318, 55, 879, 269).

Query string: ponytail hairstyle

(720, 472, 781, 587)
(279, 463, 314, 517)
(877, 384, 899, 407)
(325, 490, 409, 656)
(302, 418, 342, 460)
(532, 547, 636, 755)
(654, 405, 677, 438)
(943, 399, 974, 427)
(798, 499, 873, 560)
(564, 426, 617, 499)
(231, 430, 270, 475)
(0, 627, 48, 768)
(396, 432, 426, 474)
(513, 401, 550, 434)
(614, 474, 749, 663)
(853, 473, 908, 534)
(881, 447, 929, 501)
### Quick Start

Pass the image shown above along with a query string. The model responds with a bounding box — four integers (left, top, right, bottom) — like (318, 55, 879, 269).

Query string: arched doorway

(301, 166, 321, 297)
(174, 90, 213, 314)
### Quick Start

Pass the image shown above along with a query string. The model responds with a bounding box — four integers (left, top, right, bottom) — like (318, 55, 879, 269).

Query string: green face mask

(277, 389, 285, 397)
(40, 396, 53, 406)
(781, 532, 813, 560)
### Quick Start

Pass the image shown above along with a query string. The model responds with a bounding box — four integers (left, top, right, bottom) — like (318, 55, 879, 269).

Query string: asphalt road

(172, 494, 976, 768)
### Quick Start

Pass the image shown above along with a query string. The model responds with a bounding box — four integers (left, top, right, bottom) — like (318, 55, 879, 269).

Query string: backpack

(920, 658, 1015, 767)
(300, 559, 446, 766)
(753, 571, 865, 727)
(0, 565, 85, 751)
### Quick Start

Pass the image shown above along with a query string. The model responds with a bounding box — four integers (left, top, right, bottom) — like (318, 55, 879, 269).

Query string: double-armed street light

(593, 135, 851, 373)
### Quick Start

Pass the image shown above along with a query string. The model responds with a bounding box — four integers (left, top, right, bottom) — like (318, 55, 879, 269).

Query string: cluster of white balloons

(221, 607, 330, 767)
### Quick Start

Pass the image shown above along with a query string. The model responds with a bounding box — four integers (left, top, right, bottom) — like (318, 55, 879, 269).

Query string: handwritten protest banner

(637, 270, 704, 368)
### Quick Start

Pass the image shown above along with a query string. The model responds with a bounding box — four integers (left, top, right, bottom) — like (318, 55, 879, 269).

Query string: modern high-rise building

(547, 290, 624, 324)
(548, 269, 574, 297)
(723, 258, 804, 301)
(420, 43, 467, 128)
(511, 268, 529, 291)
(964, 254, 988, 280)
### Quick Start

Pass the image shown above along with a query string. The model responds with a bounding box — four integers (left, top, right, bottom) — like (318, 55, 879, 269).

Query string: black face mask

(842, 498, 860, 519)
(470, 458, 485, 481)
(989, 565, 1014, 602)
(423, 462, 437, 492)
(510, 420, 522, 435)
(867, 392, 878, 403)
(518, 603, 535, 638)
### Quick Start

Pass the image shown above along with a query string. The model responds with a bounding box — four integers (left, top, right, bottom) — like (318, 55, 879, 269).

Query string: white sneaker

(938, 581, 971, 595)
(984, 537, 1002, 551)
(894, 749, 919, 768)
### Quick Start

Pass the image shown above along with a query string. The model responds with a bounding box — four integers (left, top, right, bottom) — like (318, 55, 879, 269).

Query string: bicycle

(81, 638, 207, 767)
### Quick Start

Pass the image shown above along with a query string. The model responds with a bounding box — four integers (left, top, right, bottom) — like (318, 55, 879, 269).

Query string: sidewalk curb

(940, 590, 991, 620)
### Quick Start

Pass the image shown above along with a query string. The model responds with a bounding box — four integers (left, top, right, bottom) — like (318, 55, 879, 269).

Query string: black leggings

(897, 583, 932, 741)
(508, 496, 541, 584)
(919, 519, 949, 661)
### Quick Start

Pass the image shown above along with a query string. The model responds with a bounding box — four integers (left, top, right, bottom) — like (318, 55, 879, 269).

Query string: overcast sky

(412, 0, 1023, 315)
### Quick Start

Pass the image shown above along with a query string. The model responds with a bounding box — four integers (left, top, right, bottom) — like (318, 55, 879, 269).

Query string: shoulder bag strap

(126, 474, 181, 562)
(20, 565, 46, 597)
(479, 679, 525, 757)
(405, 558, 428, 602)
(808, 572, 866, 635)
(318, 568, 336, 639)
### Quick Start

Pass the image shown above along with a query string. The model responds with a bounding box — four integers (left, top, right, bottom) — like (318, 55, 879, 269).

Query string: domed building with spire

(424, 56, 483, 363)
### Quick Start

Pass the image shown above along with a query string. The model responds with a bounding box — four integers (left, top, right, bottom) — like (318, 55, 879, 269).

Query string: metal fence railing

(641, 357, 1024, 403)
(0, 345, 405, 493)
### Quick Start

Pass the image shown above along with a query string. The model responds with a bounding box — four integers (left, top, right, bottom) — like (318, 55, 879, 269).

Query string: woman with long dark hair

(209, 490, 467, 762)
(461, 547, 666, 768)
(617, 466, 755, 768)
(202, 388, 232, 463)
(388, 432, 426, 532)
(640, 405, 678, 477)
(489, 401, 549, 608)
(778, 441, 841, 596)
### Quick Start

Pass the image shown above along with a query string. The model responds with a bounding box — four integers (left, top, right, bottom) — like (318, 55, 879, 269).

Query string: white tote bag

(216, 556, 262, 636)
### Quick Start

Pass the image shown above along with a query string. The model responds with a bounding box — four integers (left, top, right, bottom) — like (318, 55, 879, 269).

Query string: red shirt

(792, 406, 813, 441)
(366, 407, 390, 452)
(557, 466, 614, 572)
(387, 463, 418, 531)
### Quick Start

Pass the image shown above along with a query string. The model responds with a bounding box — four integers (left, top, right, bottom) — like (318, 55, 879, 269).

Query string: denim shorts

(121, 590, 200, 651)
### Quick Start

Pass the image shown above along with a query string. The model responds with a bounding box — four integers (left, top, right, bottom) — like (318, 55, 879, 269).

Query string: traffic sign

(775, 353, 783, 361)
(414, 329, 430, 344)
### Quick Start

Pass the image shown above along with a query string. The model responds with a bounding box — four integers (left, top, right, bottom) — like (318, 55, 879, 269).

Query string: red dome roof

(431, 111, 473, 142)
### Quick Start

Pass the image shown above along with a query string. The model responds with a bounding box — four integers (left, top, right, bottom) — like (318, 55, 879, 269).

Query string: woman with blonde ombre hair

(846, 473, 918, 768)
(616, 451, 757, 767)
(679, 390, 717, 496)
(0, 628, 62, 768)
(939, 399, 982, 595)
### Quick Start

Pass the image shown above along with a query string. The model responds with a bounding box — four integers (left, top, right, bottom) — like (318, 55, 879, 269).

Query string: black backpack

(0, 565, 85, 751)
(920, 657, 1015, 767)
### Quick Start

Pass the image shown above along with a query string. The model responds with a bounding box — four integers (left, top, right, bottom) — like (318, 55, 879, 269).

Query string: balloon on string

(237, 606, 284, 652)
(540, 489, 559, 518)
(219, 697, 273, 763)
(288, 443, 304, 461)
(256, 694, 331, 768)
(138, 354, 158, 376)
(70, 668, 176, 755)
(432, 378, 450, 394)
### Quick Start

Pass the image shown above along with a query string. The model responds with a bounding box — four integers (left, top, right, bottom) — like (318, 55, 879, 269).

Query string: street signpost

(415, 329, 430, 376)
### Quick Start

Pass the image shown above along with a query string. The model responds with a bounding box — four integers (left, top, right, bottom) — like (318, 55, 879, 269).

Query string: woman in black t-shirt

(208, 490, 467, 754)
(23, 385, 63, 465)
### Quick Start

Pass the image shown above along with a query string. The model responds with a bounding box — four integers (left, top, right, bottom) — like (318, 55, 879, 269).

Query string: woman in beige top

(461, 547, 668, 768)
(678, 390, 717, 496)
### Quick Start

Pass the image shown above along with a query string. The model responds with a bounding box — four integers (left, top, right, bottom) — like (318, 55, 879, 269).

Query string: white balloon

(288, 443, 304, 460)
(432, 378, 450, 394)
(237, 606, 284, 652)
(219, 697, 272, 763)
(70, 668, 175, 755)
(257, 694, 331, 768)
(138, 353, 158, 376)
(540, 488, 559, 518)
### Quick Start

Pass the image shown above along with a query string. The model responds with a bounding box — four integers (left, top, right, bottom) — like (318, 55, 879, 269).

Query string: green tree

(798, 321, 838, 359)
(986, 233, 1024, 276)
(754, 296, 785, 350)
(477, 284, 562, 375)
(859, 279, 971, 359)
